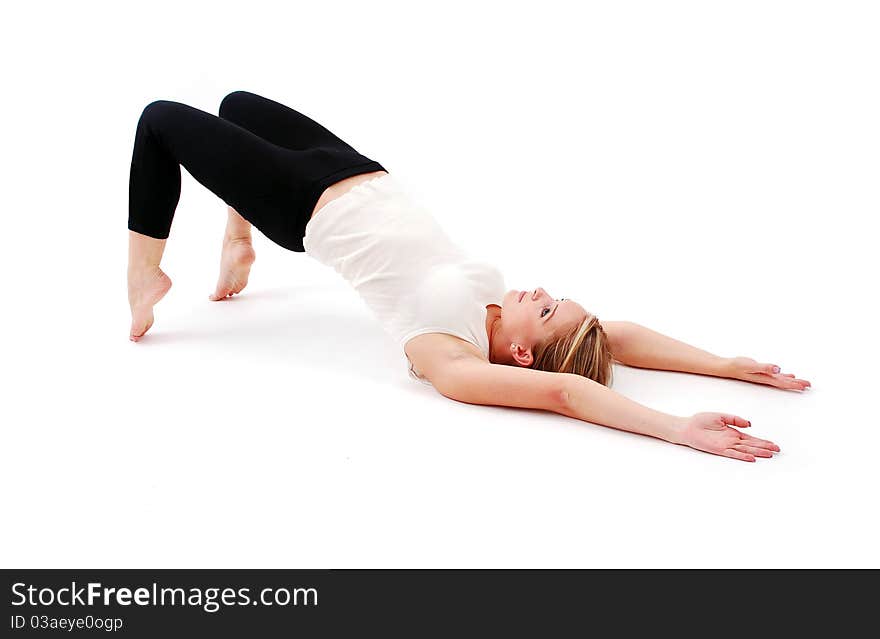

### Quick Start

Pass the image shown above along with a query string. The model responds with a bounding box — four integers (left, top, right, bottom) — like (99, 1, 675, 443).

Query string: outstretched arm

(601, 321, 811, 391)
(417, 351, 778, 462)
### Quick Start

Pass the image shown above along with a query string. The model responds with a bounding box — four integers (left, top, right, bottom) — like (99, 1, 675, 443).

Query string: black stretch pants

(127, 90, 386, 252)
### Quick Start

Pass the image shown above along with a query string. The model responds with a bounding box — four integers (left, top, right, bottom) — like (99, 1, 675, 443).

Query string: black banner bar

(1, 569, 872, 637)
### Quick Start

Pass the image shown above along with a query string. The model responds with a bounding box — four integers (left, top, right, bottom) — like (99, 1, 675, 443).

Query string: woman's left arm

(602, 321, 811, 391)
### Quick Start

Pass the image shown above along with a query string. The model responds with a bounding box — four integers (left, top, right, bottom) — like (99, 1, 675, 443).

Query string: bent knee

(139, 99, 177, 126)
(218, 90, 253, 119)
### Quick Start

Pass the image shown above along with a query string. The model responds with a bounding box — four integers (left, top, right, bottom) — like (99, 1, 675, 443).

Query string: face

(501, 287, 589, 360)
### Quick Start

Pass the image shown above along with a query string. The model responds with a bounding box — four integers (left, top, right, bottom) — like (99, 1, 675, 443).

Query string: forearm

(558, 374, 685, 444)
(613, 322, 730, 377)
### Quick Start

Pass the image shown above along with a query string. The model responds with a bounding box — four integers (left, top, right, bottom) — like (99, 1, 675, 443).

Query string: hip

(311, 169, 389, 221)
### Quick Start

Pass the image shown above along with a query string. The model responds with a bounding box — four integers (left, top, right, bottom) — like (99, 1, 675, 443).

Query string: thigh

(138, 100, 306, 244)
(218, 90, 354, 152)
(140, 100, 295, 201)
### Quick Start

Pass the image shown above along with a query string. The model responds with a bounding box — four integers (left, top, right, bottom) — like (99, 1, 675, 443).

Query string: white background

(2, 0, 877, 568)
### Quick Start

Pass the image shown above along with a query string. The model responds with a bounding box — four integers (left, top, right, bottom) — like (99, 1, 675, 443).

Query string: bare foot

(128, 267, 172, 341)
(209, 237, 255, 301)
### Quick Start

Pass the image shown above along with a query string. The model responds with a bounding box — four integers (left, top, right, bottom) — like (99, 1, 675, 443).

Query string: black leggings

(128, 90, 386, 252)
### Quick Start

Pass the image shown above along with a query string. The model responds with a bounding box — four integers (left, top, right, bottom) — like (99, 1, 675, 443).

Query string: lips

(518, 291, 526, 303)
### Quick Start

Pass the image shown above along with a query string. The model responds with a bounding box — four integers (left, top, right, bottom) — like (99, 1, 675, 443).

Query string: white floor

(2, 1, 878, 568)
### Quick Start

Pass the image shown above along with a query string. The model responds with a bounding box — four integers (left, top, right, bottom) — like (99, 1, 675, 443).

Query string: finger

(757, 363, 781, 374)
(719, 414, 751, 428)
(755, 373, 810, 390)
(722, 449, 756, 462)
(761, 373, 807, 382)
(738, 433, 780, 451)
(773, 372, 806, 381)
(771, 372, 811, 387)
(733, 444, 775, 458)
(774, 376, 809, 390)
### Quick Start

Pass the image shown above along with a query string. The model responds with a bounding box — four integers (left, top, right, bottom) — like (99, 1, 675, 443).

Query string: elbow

(554, 375, 578, 416)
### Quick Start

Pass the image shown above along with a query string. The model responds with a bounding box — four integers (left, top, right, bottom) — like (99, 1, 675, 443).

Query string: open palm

(680, 412, 780, 462)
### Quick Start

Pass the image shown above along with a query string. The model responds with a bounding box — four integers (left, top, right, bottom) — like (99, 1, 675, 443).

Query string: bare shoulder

(404, 333, 571, 412)
(404, 333, 487, 379)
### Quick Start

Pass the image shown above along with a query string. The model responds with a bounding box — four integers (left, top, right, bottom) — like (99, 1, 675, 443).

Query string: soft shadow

(227, 284, 329, 302)
(138, 302, 401, 380)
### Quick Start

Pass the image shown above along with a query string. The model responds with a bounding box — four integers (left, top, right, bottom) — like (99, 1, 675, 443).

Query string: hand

(676, 412, 780, 462)
(724, 356, 811, 391)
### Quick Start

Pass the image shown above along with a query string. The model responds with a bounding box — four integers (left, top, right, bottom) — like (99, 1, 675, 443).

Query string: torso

(311, 171, 506, 384)
(311, 170, 389, 220)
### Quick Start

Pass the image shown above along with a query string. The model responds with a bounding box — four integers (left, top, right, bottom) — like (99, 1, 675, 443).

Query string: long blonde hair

(531, 314, 614, 386)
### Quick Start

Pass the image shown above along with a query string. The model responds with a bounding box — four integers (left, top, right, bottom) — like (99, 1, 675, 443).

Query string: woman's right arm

(556, 373, 779, 461)
(419, 351, 778, 462)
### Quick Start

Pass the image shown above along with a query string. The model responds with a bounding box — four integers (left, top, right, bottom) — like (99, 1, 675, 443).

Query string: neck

(485, 305, 513, 365)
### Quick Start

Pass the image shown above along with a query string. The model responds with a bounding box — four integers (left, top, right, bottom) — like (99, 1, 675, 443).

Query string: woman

(127, 90, 810, 463)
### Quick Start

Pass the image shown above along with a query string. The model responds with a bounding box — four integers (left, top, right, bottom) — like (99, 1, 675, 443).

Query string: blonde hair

(531, 315, 614, 386)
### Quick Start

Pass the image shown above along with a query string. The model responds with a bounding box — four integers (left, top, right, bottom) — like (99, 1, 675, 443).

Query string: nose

(532, 287, 548, 301)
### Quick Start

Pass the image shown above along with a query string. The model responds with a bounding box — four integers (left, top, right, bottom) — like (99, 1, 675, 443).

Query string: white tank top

(302, 173, 506, 383)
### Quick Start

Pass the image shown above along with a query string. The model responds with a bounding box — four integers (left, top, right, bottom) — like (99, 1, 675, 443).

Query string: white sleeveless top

(302, 173, 506, 383)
